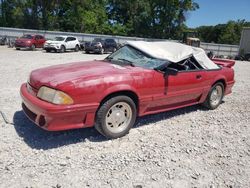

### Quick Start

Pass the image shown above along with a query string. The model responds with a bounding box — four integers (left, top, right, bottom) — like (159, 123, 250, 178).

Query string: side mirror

(164, 67, 178, 77)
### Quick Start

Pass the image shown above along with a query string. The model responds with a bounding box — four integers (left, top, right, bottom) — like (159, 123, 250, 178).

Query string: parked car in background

(43, 36, 80, 53)
(8, 37, 16, 48)
(85, 38, 118, 54)
(20, 41, 235, 139)
(0, 35, 8, 45)
(15, 34, 46, 50)
(103, 38, 118, 52)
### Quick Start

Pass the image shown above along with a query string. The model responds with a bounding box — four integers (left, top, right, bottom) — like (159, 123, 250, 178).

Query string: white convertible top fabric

(127, 41, 219, 70)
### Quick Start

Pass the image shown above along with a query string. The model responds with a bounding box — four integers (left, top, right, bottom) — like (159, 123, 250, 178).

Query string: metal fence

(200, 42, 239, 57)
(0, 27, 239, 56)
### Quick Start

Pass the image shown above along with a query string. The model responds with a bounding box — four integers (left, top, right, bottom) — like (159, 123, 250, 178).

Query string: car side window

(66, 37, 76, 42)
(168, 57, 204, 72)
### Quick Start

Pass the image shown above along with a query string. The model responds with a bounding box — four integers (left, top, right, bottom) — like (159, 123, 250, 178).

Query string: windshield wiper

(117, 58, 135, 67)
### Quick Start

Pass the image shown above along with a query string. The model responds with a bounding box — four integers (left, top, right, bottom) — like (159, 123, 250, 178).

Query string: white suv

(44, 36, 80, 53)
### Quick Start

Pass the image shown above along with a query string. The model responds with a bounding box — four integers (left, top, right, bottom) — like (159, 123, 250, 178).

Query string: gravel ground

(0, 46, 249, 188)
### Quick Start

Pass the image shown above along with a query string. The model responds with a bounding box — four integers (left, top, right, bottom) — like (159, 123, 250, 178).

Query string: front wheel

(112, 47, 117, 53)
(60, 45, 65, 53)
(31, 44, 35, 51)
(95, 96, 137, 139)
(100, 48, 104, 54)
(203, 82, 224, 110)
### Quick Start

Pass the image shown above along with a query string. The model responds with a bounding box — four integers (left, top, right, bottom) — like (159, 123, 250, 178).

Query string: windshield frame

(105, 45, 169, 70)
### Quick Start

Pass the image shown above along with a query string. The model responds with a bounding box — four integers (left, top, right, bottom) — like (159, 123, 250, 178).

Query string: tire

(85, 51, 90, 54)
(75, 45, 79, 52)
(202, 82, 224, 110)
(112, 48, 117, 53)
(95, 96, 137, 139)
(16, 48, 20, 50)
(60, 45, 65, 53)
(100, 48, 104, 54)
(45, 49, 51, 53)
(31, 44, 35, 51)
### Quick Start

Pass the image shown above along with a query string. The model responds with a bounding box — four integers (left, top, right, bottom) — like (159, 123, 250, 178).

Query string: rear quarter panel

(201, 66, 235, 102)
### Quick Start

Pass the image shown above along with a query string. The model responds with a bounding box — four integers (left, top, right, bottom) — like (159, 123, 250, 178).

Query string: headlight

(37, 86, 73, 105)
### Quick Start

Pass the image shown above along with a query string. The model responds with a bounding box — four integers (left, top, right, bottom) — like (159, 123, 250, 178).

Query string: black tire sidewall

(75, 45, 79, 52)
(206, 83, 224, 110)
(96, 96, 137, 139)
(31, 44, 35, 51)
(100, 48, 104, 54)
(60, 45, 65, 53)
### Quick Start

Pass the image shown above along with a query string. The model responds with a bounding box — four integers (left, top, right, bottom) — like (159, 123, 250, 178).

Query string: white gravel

(0, 46, 250, 188)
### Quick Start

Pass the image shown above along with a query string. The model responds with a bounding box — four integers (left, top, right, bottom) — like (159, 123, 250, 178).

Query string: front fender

(100, 84, 138, 103)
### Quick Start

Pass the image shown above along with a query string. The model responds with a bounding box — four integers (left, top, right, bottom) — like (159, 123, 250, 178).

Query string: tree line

(197, 20, 250, 45)
(0, 0, 249, 45)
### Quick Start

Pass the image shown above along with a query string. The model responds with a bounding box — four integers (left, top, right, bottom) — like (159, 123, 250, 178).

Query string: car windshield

(54, 37, 65, 41)
(93, 38, 102, 42)
(21, 35, 33, 39)
(105, 45, 167, 69)
(105, 39, 115, 43)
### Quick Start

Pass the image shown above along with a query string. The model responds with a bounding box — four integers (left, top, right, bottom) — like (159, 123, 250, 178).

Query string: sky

(186, 0, 250, 28)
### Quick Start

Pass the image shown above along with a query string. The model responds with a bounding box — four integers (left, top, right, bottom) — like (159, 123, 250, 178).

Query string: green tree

(107, 0, 199, 39)
(197, 20, 250, 45)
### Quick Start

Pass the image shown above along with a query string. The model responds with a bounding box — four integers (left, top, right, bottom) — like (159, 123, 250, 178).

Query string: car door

(39, 36, 46, 47)
(67, 37, 76, 49)
(65, 37, 71, 49)
(35, 35, 44, 48)
(150, 69, 208, 110)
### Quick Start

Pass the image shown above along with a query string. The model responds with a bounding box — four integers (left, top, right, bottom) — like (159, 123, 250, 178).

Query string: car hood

(29, 60, 138, 90)
(45, 40, 62, 44)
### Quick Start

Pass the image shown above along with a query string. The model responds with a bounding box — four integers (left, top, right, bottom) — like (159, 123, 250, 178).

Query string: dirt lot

(0, 46, 249, 188)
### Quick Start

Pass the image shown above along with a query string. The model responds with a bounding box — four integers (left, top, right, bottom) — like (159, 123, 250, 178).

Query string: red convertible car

(20, 41, 235, 138)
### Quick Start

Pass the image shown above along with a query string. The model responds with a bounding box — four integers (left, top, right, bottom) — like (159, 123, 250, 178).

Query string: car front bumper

(44, 45, 61, 50)
(15, 43, 32, 48)
(85, 46, 102, 53)
(20, 83, 99, 131)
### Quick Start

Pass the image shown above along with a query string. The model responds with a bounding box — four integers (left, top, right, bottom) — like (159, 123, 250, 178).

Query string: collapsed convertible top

(127, 41, 219, 70)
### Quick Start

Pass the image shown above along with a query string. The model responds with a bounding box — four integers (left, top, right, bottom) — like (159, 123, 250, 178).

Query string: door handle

(196, 75, 202, 79)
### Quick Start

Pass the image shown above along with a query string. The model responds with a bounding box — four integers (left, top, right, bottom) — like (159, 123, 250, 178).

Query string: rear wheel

(16, 48, 20, 50)
(203, 82, 224, 110)
(95, 96, 137, 139)
(45, 49, 51, 53)
(75, 45, 79, 52)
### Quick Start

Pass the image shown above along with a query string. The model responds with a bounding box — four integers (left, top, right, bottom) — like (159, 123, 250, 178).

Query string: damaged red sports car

(20, 41, 235, 138)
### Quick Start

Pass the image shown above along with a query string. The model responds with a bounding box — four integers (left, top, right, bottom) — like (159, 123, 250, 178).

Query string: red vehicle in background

(15, 34, 46, 50)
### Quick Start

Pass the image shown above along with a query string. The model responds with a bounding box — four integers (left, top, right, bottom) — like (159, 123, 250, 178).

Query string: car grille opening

(38, 115, 46, 127)
(22, 103, 37, 122)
